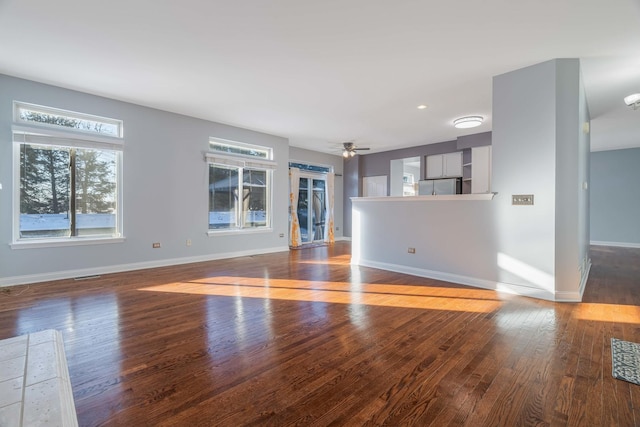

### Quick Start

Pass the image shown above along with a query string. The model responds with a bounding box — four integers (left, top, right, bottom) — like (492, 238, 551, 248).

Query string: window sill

(10, 236, 126, 250)
(207, 227, 273, 237)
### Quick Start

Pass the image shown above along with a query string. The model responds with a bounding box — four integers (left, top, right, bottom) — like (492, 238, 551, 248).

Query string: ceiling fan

(341, 142, 370, 158)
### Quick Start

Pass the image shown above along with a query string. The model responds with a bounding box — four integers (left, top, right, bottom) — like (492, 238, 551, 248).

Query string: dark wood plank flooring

(1, 242, 639, 426)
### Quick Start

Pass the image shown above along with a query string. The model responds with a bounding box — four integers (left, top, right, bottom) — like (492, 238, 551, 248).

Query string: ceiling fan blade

(354, 147, 370, 151)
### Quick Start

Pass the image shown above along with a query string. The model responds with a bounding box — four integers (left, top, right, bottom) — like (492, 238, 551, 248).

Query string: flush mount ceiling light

(453, 116, 484, 129)
(624, 93, 640, 110)
(417, 104, 428, 110)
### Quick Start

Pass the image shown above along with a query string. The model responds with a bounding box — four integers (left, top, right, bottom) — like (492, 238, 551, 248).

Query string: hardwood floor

(1, 242, 639, 426)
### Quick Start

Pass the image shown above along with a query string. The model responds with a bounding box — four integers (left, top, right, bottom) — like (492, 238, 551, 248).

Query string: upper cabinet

(426, 154, 443, 178)
(444, 152, 463, 177)
(425, 152, 463, 179)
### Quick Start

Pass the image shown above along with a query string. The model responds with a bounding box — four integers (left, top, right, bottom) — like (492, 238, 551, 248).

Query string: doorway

(390, 156, 420, 196)
(297, 175, 326, 243)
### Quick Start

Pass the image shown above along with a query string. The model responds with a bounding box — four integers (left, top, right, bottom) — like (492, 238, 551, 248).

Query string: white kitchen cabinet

(425, 152, 463, 178)
(471, 146, 492, 193)
(444, 152, 463, 177)
(363, 175, 387, 197)
(426, 155, 443, 178)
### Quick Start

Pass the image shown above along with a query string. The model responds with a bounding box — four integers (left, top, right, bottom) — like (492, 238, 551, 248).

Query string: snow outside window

(12, 102, 123, 245)
(206, 139, 276, 234)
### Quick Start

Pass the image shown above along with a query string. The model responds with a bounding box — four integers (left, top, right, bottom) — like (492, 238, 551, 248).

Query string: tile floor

(0, 330, 77, 426)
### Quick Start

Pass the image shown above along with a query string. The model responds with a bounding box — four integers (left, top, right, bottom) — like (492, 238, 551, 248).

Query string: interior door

(297, 175, 326, 243)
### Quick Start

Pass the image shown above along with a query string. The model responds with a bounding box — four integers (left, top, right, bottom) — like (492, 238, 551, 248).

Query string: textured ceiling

(1, 0, 639, 154)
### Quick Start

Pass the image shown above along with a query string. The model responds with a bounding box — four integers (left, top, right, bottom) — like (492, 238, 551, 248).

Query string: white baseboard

(336, 236, 351, 242)
(0, 246, 290, 287)
(577, 258, 591, 300)
(591, 240, 640, 249)
(553, 258, 592, 302)
(353, 258, 585, 302)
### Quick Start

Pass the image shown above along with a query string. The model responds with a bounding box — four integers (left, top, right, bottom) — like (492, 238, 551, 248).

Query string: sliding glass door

(297, 176, 326, 244)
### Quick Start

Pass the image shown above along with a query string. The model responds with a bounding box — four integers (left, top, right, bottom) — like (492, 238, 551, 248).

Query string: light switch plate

(512, 194, 534, 205)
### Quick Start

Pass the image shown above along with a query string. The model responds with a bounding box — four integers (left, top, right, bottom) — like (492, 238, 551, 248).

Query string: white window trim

(11, 148, 124, 246)
(206, 226, 273, 237)
(14, 101, 123, 138)
(12, 124, 124, 150)
(10, 236, 126, 250)
(205, 152, 277, 170)
(206, 145, 276, 235)
(209, 137, 272, 160)
(11, 103, 125, 247)
(207, 164, 274, 234)
(289, 159, 334, 174)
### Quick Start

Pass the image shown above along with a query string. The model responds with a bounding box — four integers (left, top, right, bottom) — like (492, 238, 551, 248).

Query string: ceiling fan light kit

(342, 142, 370, 158)
(624, 93, 640, 110)
(453, 116, 484, 129)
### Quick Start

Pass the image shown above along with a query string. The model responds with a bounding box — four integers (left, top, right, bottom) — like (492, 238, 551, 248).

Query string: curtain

(312, 190, 325, 241)
(289, 168, 302, 248)
(325, 172, 335, 243)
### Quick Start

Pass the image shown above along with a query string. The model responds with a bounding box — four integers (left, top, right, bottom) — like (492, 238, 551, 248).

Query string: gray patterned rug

(612, 338, 640, 385)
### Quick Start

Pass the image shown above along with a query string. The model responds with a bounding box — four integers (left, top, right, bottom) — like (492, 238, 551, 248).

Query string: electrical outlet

(152, 242, 161, 248)
(512, 195, 534, 205)
(186, 239, 192, 246)
(279, 233, 285, 238)
(336, 226, 340, 231)
(408, 247, 416, 254)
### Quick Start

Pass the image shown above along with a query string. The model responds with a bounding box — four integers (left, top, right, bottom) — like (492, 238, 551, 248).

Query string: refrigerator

(418, 178, 461, 195)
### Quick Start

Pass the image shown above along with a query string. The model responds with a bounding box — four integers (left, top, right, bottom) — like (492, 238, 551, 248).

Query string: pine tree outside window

(12, 102, 123, 245)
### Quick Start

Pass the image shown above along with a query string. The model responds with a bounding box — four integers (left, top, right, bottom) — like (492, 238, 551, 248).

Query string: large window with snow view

(207, 138, 276, 233)
(12, 102, 123, 244)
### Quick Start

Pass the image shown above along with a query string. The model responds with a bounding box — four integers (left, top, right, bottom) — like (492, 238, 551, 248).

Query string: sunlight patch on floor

(295, 257, 352, 266)
(138, 276, 502, 313)
(573, 303, 640, 324)
(197, 276, 499, 300)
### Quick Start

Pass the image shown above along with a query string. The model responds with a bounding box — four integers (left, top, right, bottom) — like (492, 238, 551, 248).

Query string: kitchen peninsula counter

(349, 191, 568, 302)
(351, 193, 496, 202)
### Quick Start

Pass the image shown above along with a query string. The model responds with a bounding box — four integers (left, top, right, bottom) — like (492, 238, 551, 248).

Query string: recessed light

(453, 116, 483, 129)
(417, 105, 428, 110)
(624, 93, 640, 109)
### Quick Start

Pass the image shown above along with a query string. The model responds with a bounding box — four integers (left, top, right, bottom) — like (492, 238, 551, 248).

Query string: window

(12, 102, 123, 245)
(15, 102, 122, 137)
(207, 138, 275, 232)
(210, 139, 269, 159)
(288, 161, 332, 174)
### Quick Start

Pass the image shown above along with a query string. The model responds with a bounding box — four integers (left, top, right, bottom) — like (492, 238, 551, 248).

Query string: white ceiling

(1, 0, 639, 154)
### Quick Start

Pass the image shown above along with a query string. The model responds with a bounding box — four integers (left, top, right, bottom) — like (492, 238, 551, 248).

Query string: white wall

(492, 60, 558, 291)
(578, 70, 591, 275)
(352, 197, 501, 285)
(494, 58, 589, 299)
(590, 148, 640, 246)
(0, 74, 291, 285)
(352, 59, 589, 302)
